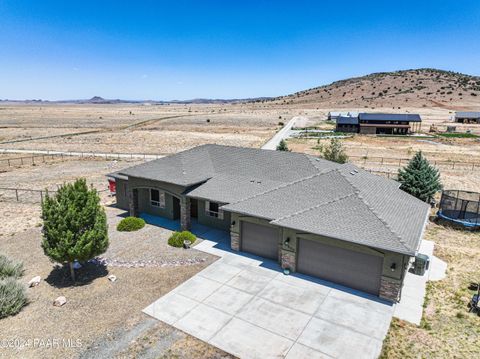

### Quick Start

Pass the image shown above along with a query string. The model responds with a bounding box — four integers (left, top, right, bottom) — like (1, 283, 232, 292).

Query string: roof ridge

(272, 192, 356, 223)
(338, 168, 412, 252)
(227, 169, 336, 205)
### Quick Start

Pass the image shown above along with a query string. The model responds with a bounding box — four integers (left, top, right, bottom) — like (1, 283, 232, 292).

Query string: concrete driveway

(144, 238, 393, 359)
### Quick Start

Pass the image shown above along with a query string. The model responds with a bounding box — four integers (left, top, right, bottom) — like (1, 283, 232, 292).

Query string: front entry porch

(139, 213, 230, 249)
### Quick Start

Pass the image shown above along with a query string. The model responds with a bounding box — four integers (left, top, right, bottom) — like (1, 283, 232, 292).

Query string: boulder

(53, 296, 67, 307)
(28, 276, 41, 287)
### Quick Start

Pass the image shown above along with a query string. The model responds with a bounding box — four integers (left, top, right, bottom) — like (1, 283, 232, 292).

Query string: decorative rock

(28, 276, 41, 287)
(73, 261, 82, 269)
(107, 275, 117, 282)
(53, 296, 67, 307)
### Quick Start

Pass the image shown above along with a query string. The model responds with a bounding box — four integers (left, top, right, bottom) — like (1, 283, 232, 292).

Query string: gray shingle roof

(117, 144, 429, 255)
(337, 116, 359, 125)
(359, 113, 422, 122)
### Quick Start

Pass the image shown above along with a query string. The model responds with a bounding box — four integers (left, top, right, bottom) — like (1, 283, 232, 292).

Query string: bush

(168, 231, 196, 248)
(0, 278, 27, 319)
(117, 217, 146, 232)
(0, 254, 24, 280)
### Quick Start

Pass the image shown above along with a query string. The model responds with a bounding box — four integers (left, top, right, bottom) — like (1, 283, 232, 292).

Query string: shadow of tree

(46, 261, 109, 288)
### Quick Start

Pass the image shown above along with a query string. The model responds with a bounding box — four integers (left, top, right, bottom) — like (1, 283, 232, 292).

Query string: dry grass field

(381, 223, 480, 358)
(0, 104, 281, 153)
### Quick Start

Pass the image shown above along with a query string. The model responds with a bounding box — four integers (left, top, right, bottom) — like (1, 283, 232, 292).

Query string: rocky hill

(268, 69, 480, 110)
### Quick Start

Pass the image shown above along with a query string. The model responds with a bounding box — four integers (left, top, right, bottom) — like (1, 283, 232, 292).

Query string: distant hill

(267, 68, 480, 110)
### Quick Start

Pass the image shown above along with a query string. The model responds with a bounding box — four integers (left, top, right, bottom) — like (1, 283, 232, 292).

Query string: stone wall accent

(180, 196, 191, 231)
(281, 249, 296, 272)
(379, 276, 402, 302)
(230, 232, 240, 251)
(128, 188, 139, 217)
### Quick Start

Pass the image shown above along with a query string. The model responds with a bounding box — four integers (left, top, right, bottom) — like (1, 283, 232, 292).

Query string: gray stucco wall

(197, 199, 231, 231)
(115, 178, 129, 210)
(116, 176, 186, 219)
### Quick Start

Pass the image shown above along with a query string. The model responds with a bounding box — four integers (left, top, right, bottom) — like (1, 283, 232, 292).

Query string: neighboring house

(109, 144, 430, 302)
(454, 111, 480, 124)
(335, 116, 360, 133)
(327, 111, 358, 122)
(335, 113, 422, 135)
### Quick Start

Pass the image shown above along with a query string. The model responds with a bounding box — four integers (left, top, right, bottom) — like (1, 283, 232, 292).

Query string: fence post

(40, 190, 43, 203)
(15, 189, 18, 201)
(32, 156, 35, 164)
(452, 162, 455, 169)
(7, 159, 10, 166)
(21, 157, 23, 165)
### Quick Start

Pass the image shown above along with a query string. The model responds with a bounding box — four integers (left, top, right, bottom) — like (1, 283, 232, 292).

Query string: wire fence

(0, 187, 108, 204)
(0, 150, 167, 168)
(348, 154, 480, 171)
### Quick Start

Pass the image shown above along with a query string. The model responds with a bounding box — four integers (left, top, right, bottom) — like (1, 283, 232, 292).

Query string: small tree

(276, 139, 290, 151)
(319, 138, 348, 164)
(398, 151, 442, 203)
(41, 178, 108, 282)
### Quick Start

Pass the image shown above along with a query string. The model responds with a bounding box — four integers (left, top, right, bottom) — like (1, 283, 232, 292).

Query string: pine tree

(276, 139, 290, 151)
(320, 138, 348, 164)
(398, 151, 442, 203)
(41, 178, 108, 282)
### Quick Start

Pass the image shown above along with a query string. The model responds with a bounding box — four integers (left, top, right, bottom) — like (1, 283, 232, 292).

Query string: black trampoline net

(439, 190, 480, 226)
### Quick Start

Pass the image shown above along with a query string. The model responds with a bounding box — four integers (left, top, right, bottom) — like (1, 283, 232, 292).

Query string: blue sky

(0, 1, 479, 100)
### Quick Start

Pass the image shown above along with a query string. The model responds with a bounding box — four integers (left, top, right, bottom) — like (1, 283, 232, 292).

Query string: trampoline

(438, 190, 480, 229)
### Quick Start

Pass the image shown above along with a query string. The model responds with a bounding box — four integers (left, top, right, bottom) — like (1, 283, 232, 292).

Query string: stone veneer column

(379, 276, 402, 302)
(128, 188, 139, 217)
(230, 232, 240, 251)
(281, 249, 296, 272)
(180, 196, 191, 231)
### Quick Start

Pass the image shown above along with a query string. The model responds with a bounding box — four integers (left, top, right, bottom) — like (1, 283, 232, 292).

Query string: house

(357, 113, 422, 135)
(454, 111, 480, 124)
(109, 144, 430, 302)
(327, 111, 358, 122)
(335, 113, 422, 134)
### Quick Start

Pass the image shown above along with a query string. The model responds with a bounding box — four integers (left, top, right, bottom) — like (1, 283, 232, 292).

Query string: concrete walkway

(393, 240, 447, 325)
(144, 236, 394, 359)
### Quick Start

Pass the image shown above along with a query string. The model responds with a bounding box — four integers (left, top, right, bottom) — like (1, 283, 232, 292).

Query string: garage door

(241, 221, 279, 260)
(297, 239, 383, 295)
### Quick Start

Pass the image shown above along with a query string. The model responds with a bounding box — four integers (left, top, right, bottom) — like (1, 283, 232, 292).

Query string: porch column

(128, 188, 139, 217)
(180, 196, 191, 231)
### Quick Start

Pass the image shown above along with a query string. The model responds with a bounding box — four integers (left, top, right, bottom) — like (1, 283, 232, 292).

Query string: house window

(150, 189, 165, 208)
(205, 200, 224, 219)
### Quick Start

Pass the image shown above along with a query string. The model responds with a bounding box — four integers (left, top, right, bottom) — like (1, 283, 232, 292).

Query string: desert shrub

(0, 278, 27, 319)
(117, 217, 145, 232)
(0, 254, 24, 280)
(168, 231, 196, 247)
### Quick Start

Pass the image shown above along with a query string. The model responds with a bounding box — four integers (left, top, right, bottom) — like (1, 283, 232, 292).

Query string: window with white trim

(150, 189, 165, 208)
(205, 200, 224, 219)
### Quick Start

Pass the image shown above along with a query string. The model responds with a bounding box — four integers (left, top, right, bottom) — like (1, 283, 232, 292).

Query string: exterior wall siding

(115, 178, 129, 210)
(197, 199, 231, 231)
(124, 176, 186, 220)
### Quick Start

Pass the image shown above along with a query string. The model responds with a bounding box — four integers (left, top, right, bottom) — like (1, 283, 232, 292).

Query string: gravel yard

(0, 204, 228, 358)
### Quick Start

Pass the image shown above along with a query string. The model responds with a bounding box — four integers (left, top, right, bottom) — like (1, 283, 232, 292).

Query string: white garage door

(241, 221, 279, 260)
(297, 239, 383, 295)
